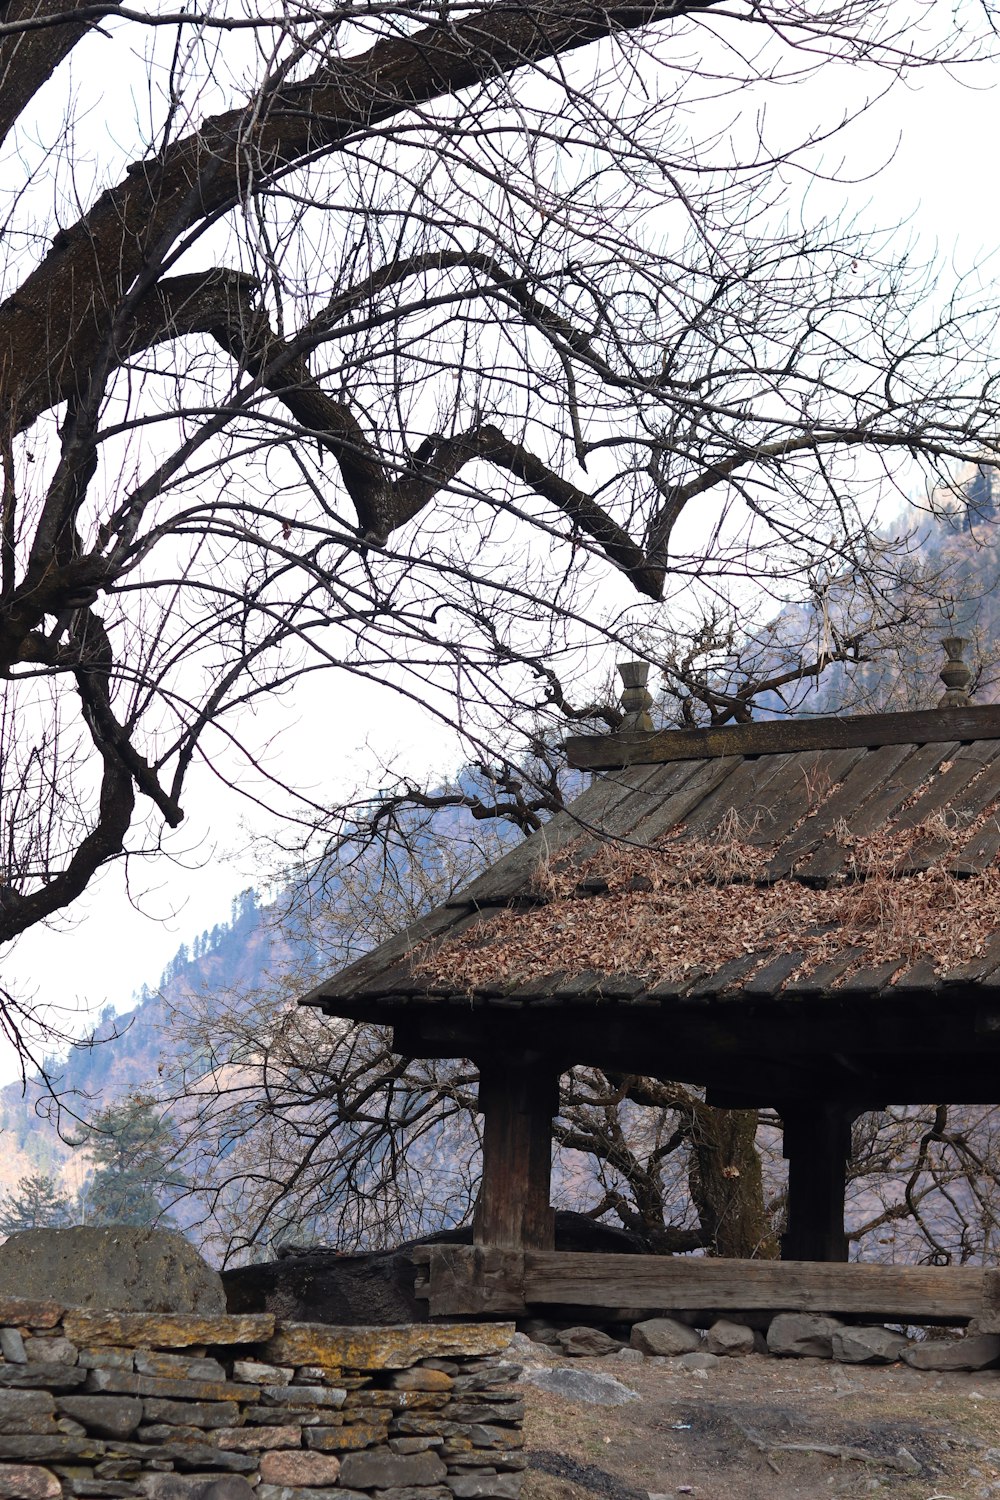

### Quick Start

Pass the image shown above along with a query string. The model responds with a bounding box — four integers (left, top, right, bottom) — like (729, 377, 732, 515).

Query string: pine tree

(81, 1096, 186, 1228)
(0, 1173, 74, 1234)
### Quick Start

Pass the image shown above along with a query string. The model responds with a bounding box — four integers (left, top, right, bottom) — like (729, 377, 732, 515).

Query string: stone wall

(0, 1299, 522, 1500)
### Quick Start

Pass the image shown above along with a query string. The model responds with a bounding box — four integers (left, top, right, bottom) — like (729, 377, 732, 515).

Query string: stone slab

(0, 1231, 224, 1315)
(264, 1324, 513, 1370)
(85, 1370, 258, 1401)
(259, 1453, 342, 1487)
(56, 1397, 143, 1440)
(0, 1365, 87, 1391)
(259, 1386, 345, 1408)
(134, 1354, 226, 1382)
(142, 1399, 243, 1428)
(518, 1369, 639, 1407)
(214, 1426, 302, 1451)
(22, 1338, 78, 1365)
(339, 1449, 448, 1489)
(63, 1312, 273, 1349)
(0, 1463, 61, 1499)
(0, 1299, 63, 1330)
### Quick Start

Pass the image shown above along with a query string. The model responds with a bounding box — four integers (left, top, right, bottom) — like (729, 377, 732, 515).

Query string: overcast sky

(3, 23, 1000, 1089)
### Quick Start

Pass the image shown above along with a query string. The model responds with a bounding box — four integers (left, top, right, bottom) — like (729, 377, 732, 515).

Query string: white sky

(3, 16, 1000, 1088)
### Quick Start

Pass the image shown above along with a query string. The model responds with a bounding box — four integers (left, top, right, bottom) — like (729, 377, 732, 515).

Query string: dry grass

(412, 810, 1000, 994)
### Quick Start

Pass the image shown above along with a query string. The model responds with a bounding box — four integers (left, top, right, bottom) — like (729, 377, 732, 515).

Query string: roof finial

(618, 661, 653, 732)
(939, 636, 973, 708)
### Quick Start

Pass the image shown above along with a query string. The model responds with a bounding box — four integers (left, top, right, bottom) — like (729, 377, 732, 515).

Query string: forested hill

(0, 888, 286, 1192)
(0, 795, 514, 1202)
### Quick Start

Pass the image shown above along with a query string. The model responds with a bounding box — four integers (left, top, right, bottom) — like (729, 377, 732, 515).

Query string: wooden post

(781, 1102, 856, 1262)
(473, 1054, 558, 1251)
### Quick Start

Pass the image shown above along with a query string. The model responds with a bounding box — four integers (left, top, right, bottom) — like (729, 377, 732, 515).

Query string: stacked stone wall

(0, 1300, 522, 1500)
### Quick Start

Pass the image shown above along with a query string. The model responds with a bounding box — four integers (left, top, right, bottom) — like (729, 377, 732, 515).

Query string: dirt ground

(519, 1349, 1000, 1500)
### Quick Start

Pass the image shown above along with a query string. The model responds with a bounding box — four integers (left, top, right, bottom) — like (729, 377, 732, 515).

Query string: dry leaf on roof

(412, 811, 1000, 995)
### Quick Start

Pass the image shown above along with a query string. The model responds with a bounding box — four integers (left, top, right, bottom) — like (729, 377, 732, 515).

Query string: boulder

(706, 1320, 756, 1357)
(629, 1319, 701, 1357)
(518, 1367, 640, 1406)
(766, 1313, 843, 1359)
(0, 1229, 224, 1315)
(555, 1327, 622, 1357)
(831, 1327, 908, 1366)
(678, 1351, 719, 1372)
(902, 1333, 1000, 1371)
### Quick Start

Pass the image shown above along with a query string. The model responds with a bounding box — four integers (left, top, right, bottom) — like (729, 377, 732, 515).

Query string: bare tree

(3, 0, 1000, 1072)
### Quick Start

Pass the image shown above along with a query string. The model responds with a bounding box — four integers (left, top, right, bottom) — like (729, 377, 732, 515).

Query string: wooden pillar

(781, 1101, 856, 1262)
(473, 1054, 558, 1251)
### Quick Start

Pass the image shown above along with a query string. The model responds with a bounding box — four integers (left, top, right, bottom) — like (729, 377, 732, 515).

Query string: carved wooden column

(781, 1101, 857, 1262)
(473, 1054, 558, 1250)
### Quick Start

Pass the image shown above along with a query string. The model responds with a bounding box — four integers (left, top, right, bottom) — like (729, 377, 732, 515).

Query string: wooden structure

(302, 667, 1000, 1313)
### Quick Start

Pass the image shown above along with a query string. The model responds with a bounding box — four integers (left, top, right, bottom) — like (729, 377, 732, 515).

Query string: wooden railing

(413, 1245, 997, 1326)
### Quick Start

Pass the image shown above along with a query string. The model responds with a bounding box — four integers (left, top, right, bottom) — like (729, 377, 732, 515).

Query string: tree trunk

(689, 1104, 778, 1259)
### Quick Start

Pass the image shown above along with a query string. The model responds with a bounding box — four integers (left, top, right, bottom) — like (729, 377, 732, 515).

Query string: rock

(21, 1338, 77, 1365)
(256, 1490, 368, 1500)
(518, 1368, 640, 1406)
(706, 1320, 755, 1357)
(447, 1403, 524, 1424)
(140, 1480, 256, 1500)
(259, 1385, 345, 1407)
(0, 1364, 86, 1391)
(0, 1334, 25, 1365)
(142, 1398, 242, 1428)
(134, 1353, 226, 1381)
(0, 1436, 105, 1462)
(629, 1319, 700, 1357)
(374, 1489, 452, 1500)
(231, 1361, 291, 1385)
(447, 1478, 521, 1499)
(339, 1449, 448, 1488)
(56, 1396, 143, 1438)
(306, 1420, 387, 1451)
(264, 1324, 512, 1369)
(902, 1334, 1000, 1371)
(678, 1352, 719, 1371)
(77, 1350, 134, 1371)
(555, 1327, 622, 1358)
(831, 1327, 908, 1366)
(766, 1313, 843, 1358)
(63, 1311, 273, 1349)
(0, 1464, 61, 1499)
(516, 1322, 560, 1347)
(0, 1230, 224, 1315)
(392, 1368, 454, 1390)
(259, 1453, 342, 1487)
(604, 1347, 645, 1365)
(0, 1301, 62, 1330)
(0, 1391, 56, 1426)
(215, 1425, 303, 1451)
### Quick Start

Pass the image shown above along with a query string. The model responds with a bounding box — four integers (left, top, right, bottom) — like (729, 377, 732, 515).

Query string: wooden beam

(524, 1252, 983, 1320)
(420, 1246, 983, 1322)
(565, 704, 1000, 771)
(473, 1055, 558, 1251)
(781, 1103, 856, 1263)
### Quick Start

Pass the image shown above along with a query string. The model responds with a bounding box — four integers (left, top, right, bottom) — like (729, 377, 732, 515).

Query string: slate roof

(301, 705, 1000, 1031)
